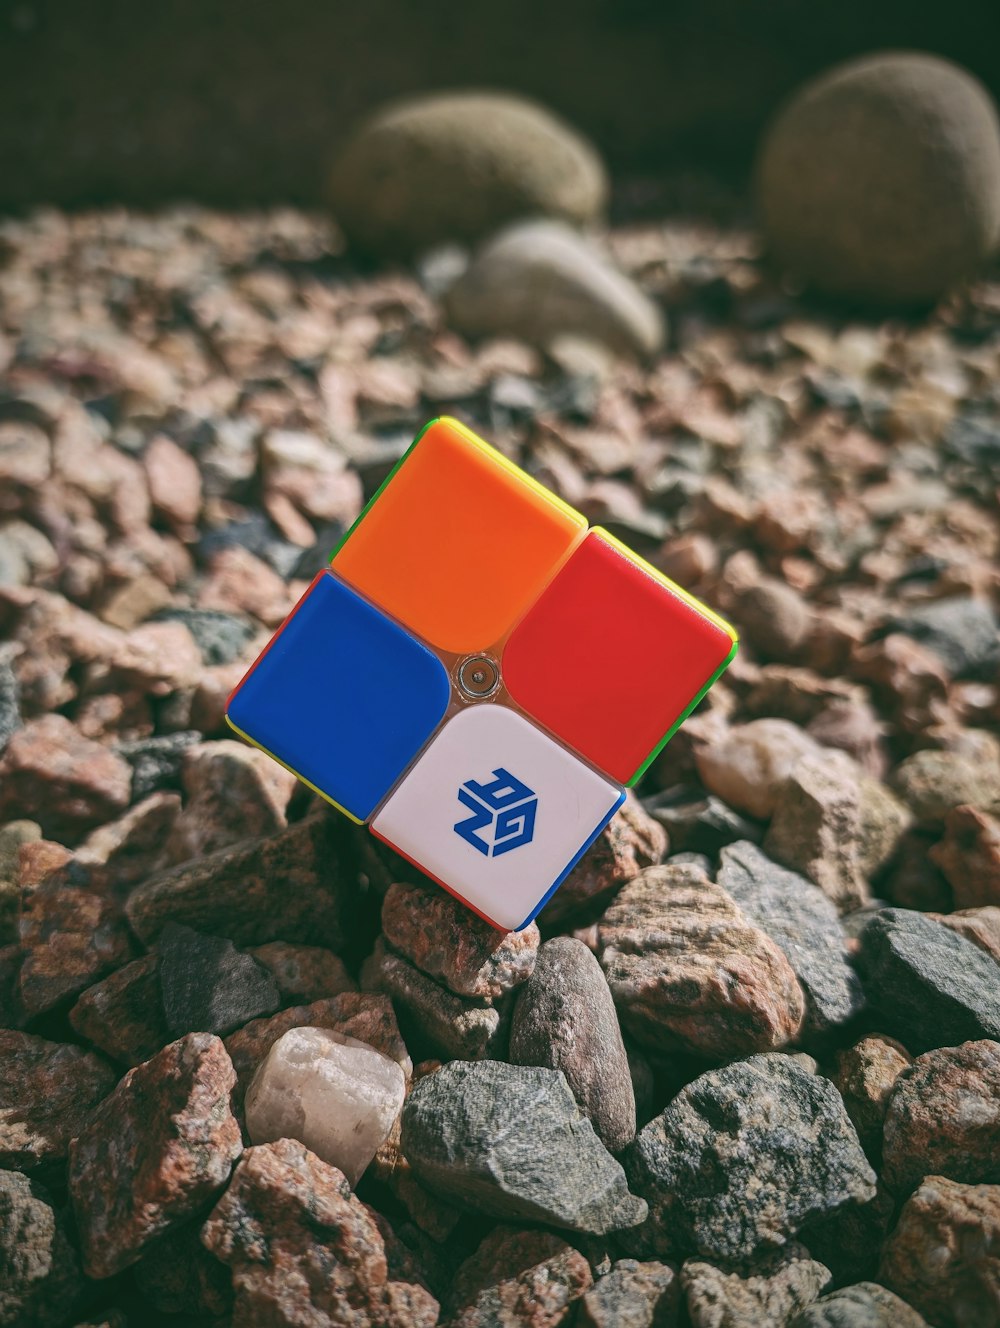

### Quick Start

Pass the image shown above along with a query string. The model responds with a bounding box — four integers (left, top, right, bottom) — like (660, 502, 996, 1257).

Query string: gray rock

(857, 908, 1000, 1052)
(644, 789, 762, 856)
(446, 220, 664, 360)
(115, 730, 201, 803)
(400, 1060, 647, 1235)
(888, 596, 1000, 681)
(329, 91, 607, 257)
(510, 937, 636, 1153)
(625, 1054, 876, 1261)
(0, 659, 20, 754)
(717, 841, 864, 1034)
(578, 1259, 678, 1328)
(151, 607, 256, 666)
(0, 1171, 83, 1328)
(158, 923, 281, 1037)
(756, 52, 1000, 305)
(682, 1244, 831, 1328)
(790, 1282, 929, 1327)
(889, 747, 1000, 829)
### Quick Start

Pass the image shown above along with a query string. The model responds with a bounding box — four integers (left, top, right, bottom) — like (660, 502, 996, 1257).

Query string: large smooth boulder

(756, 53, 1000, 306)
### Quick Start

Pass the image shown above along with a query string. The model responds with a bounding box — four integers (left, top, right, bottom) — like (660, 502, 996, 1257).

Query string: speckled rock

(446, 219, 664, 360)
(790, 1282, 928, 1327)
(114, 730, 200, 803)
(18, 852, 136, 1017)
(695, 719, 822, 821)
(247, 941, 356, 1003)
(890, 596, 1000, 681)
(363, 938, 503, 1061)
(930, 805, 1000, 907)
(932, 905, 1000, 963)
(625, 1054, 876, 1261)
(577, 1259, 678, 1328)
(0, 817, 40, 945)
(831, 1035, 913, 1163)
(598, 863, 805, 1058)
(756, 52, 1000, 305)
(153, 607, 256, 666)
(681, 1244, 831, 1328)
(763, 752, 869, 910)
(69, 954, 167, 1065)
(882, 1040, 1000, 1195)
(446, 1226, 592, 1328)
(0, 1171, 83, 1328)
(157, 922, 281, 1037)
(717, 841, 863, 1034)
(224, 990, 411, 1110)
(510, 936, 635, 1153)
(200, 1138, 439, 1326)
(0, 715, 131, 842)
(0, 1030, 115, 1171)
(401, 1060, 647, 1234)
(162, 739, 296, 866)
(541, 793, 666, 924)
(857, 908, 1000, 1052)
(382, 878, 538, 998)
(880, 1176, 1000, 1327)
(68, 1033, 243, 1278)
(889, 747, 1000, 829)
(75, 791, 181, 889)
(329, 91, 607, 257)
(126, 812, 357, 948)
(644, 789, 762, 857)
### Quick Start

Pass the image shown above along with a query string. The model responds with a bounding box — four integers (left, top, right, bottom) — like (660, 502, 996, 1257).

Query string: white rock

(445, 219, 664, 361)
(245, 1026, 406, 1187)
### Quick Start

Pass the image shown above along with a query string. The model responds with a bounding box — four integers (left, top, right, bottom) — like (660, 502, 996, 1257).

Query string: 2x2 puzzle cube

(226, 417, 738, 931)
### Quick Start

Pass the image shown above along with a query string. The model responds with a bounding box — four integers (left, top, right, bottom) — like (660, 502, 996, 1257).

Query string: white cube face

(371, 704, 625, 931)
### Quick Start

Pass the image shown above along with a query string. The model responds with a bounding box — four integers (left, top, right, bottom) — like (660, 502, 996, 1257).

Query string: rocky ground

(0, 194, 999, 1328)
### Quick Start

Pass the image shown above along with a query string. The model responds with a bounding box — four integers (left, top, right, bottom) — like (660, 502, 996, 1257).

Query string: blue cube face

(226, 571, 450, 822)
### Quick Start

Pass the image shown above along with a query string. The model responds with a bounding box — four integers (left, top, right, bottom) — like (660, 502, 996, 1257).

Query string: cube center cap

(456, 654, 501, 699)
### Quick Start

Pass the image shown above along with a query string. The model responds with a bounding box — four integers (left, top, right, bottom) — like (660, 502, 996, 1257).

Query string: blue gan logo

(454, 768, 538, 857)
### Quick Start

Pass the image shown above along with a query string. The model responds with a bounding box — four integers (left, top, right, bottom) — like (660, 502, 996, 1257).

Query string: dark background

(2, 0, 999, 210)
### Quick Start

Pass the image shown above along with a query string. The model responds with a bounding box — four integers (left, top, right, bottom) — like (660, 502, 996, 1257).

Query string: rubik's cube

(226, 417, 737, 931)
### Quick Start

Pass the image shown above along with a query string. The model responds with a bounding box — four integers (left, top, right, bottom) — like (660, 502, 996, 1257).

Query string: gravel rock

(510, 936, 636, 1153)
(0, 816, 40, 945)
(400, 1059, 648, 1234)
(0, 658, 20, 753)
(694, 719, 821, 820)
(625, 1054, 876, 1261)
(889, 747, 1000, 829)
(577, 1259, 678, 1328)
(0, 714, 131, 842)
(201, 1137, 438, 1326)
(382, 878, 538, 999)
(162, 738, 296, 865)
(857, 908, 1000, 1051)
(69, 954, 167, 1065)
(247, 940, 356, 1003)
(0, 1030, 115, 1172)
(881, 1040, 1000, 1195)
(756, 52, 1000, 305)
(246, 1026, 406, 1187)
(831, 1034, 913, 1164)
(157, 921, 281, 1037)
(330, 91, 606, 257)
(446, 219, 663, 360)
(364, 938, 503, 1061)
(114, 730, 200, 803)
(717, 841, 864, 1034)
(880, 1176, 1000, 1327)
(681, 1244, 831, 1328)
(541, 793, 666, 925)
(644, 789, 762, 857)
(598, 863, 805, 1058)
(930, 805, 1000, 908)
(790, 1282, 929, 1327)
(74, 791, 180, 889)
(152, 606, 255, 665)
(225, 990, 411, 1110)
(446, 1226, 593, 1328)
(68, 1032, 243, 1278)
(763, 752, 869, 910)
(126, 812, 358, 948)
(132, 1223, 232, 1319)
(889, 596, 1000, 681)
(0, 1171, 83, 1328)
(932, 905, 1000, 963)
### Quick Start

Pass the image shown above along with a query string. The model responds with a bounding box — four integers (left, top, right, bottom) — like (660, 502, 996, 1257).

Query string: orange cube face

(331, 417, 586, 655)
